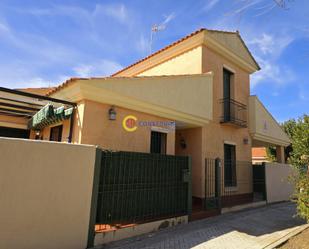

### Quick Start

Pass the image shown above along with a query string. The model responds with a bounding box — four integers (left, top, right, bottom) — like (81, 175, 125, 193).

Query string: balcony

(220, 98, 247, 128)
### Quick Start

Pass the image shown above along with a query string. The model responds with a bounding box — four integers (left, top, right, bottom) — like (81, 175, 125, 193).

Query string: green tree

(267, 115, 308, 221)
(282, 115, 309, 222)
(295, 174, 309, 222)
(288, 115, 309, 170)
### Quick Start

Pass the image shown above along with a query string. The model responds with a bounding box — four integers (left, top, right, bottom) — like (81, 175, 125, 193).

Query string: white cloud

(250, 57, 295, 88)
(19, 3, 131, 26)
(248, 33, 293, 57)
(203, 0, 220, 12)
(73, 59, 122, 77)
(23, 77, 53, 88)
(94, 4, 129, 24)
(0, 74, 60, 89)
(299, 91, 308, 101)
(249, 33, 274, 54)
(246, 32, 294, 88)
(162, 13, 176, 25)
(298, 86, 309, 101)
(136, 34, 149, 54)
(0, 22, 9, 33)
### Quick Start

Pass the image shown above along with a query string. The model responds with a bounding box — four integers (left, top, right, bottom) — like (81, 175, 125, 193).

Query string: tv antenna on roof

(150, 23, 166, 53)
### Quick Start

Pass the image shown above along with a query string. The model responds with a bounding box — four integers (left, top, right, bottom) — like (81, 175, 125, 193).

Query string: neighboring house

(252, 147, 270, 164)
(0, 28, 291, 209)
(0, 87, 74, 139)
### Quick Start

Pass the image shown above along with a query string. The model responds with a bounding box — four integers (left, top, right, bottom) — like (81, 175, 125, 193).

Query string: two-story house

(0, 28, 290, 211)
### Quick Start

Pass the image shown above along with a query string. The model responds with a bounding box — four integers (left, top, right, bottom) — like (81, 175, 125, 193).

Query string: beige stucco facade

(0, 114, 28, 129)
(0, 137, 97, 249)
(117, 35, 254, 198)
(1, 28, 290, 201)
(43, 30, 264, 200)
(51, 74, 213, 127)
(35, 100, 175, 154)
(138, 46, 203, 76)
(41, 73, 213, 156)
(79, 100, 175, 154)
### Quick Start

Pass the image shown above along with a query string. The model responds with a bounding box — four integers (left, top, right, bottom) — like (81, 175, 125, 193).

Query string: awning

(28, 104, 74, 130)
(0, 86, 75, 119)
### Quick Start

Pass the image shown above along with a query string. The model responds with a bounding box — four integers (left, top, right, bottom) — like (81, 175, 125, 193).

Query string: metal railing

(222, 160, 253, 207)
(204, 158, 253, 209)
(220, 98, 247, 127)
(96, 150, 191, 226)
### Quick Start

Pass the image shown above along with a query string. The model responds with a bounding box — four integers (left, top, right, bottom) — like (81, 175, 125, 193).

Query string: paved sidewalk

(95, 202, 308, 249)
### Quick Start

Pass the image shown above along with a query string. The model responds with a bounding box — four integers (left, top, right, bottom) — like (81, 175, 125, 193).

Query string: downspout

(68, 106, 76, 143)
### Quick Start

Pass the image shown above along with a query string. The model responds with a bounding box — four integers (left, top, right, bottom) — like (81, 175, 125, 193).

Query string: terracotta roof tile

(48, 28, 259, 95)
(111, 28, 260, 76)
(18, 87, 55, 96)
(46, 73, 213, 96)
(111, 28, 206, 76)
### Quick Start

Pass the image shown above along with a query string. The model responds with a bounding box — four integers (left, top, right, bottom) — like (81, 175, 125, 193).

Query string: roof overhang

(249, 96, 291, 147)
(0, 87, 76, 129)
(50, 74, 214, 127)
(203, 32, 259, 73)
(113, 29, 260, 77)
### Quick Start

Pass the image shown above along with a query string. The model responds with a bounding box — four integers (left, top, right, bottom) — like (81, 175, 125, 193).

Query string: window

(49, 125, 63, 142)
(0, 127, 30, 139)
(150, 131, 167, 154)
(223, 68, 233, 121)
(223, 68, 232, 99)
(224, 143, 237, 187)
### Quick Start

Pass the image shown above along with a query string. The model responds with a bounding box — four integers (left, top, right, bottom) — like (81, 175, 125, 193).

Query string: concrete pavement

(94, 202, 308, 249)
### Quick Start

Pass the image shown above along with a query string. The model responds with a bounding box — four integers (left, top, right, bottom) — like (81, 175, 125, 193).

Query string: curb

(263, 224, 309, 249)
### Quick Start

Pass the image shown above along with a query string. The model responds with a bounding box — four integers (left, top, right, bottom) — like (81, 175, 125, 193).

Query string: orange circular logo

(122, 115, 138, 132)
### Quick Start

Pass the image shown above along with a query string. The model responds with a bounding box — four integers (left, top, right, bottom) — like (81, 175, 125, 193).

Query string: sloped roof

(47, 28, 260, 96)
(112, 28, 260, 76)
(249, 96, 291, 147)
(205, 29, 260, 70)
(48, 73, 214, 127)
(18, 87, 55, 96)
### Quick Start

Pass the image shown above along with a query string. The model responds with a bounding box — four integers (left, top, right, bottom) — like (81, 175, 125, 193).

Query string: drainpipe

(68, 106, 75, 143)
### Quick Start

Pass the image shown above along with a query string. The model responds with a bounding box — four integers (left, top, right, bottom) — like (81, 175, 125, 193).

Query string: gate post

(262, 162, 267, 202)
(187, 156, 192, 218)
(215, 158, 222, 211)
(87, 147, 102, 249)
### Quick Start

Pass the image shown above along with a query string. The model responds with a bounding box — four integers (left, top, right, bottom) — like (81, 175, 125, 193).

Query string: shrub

(295, 174, 309, 222)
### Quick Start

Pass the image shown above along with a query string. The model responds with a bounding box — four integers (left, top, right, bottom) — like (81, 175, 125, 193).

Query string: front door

(224, 144, 237, 187)
(49, 125, 63, 142)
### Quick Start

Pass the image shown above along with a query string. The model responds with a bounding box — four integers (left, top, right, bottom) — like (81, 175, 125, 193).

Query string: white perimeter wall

(0, 138, 97, 249)
(265, 163, 295, 203)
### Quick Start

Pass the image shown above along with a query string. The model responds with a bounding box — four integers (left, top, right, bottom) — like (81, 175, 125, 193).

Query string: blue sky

(0, 0, 308, 122)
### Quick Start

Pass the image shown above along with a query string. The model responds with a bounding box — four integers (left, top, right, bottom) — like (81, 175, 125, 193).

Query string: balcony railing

(220, 98, 247, 127)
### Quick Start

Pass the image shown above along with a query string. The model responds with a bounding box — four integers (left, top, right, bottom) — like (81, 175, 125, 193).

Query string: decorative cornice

(112, 28, 260, 77)
(251, 133, 290, 147)
(79, 84, 210, 126)
(203, 36, 258, 73)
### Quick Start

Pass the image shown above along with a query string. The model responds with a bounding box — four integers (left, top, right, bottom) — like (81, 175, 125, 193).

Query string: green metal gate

(252, 163, 266, 201)
(96, 150, 192, 225)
